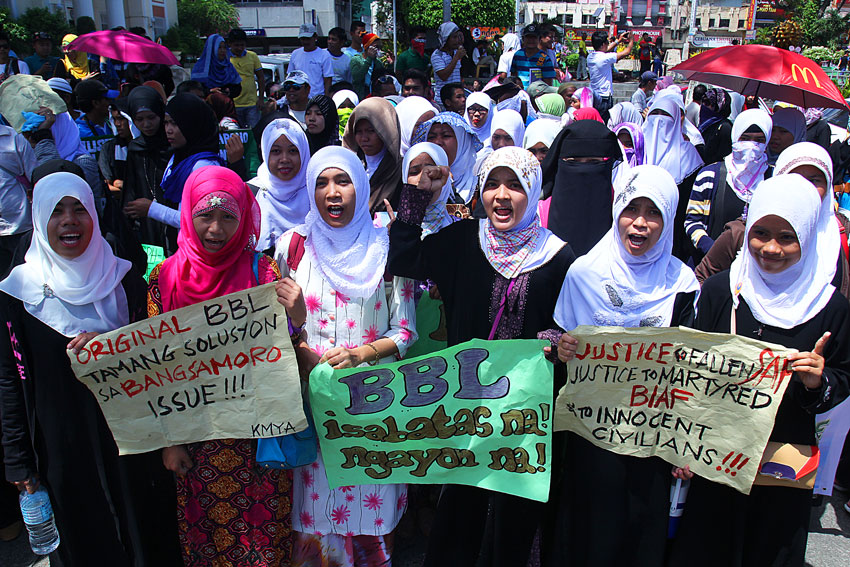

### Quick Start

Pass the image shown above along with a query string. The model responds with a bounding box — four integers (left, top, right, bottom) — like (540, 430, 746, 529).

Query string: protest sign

(403, 293, 447, 359)
(555, 326, 795, 494)
(70, 282, 307, 455)
(309, 339, 554, 502)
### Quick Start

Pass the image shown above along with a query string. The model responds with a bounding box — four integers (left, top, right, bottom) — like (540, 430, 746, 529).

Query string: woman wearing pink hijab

(150, 165, 296, 566)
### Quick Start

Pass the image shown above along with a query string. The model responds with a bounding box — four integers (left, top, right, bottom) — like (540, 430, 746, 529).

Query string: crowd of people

(0, 19, 848, 567)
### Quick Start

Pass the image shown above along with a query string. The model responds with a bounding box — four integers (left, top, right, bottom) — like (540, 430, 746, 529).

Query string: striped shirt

(432, 49, 461, 99)
(510, 49, 556, 89)
(686, 162, 771, 256)
(685, 163, 723, 255)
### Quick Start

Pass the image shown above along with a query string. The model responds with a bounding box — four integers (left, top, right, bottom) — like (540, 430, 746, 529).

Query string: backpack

(255, 232, 318, 469)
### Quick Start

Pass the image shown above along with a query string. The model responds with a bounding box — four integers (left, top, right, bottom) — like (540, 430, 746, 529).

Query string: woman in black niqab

(540, 120, 622, 256)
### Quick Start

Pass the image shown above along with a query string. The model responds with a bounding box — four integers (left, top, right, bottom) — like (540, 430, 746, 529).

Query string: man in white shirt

(288, 23, 334, 96)
(587, 30, 633, 121)
(326, 27, 352, 85)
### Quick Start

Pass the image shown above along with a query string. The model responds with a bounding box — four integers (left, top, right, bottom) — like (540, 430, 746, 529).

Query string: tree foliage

(177, 0, 239, 38)
(403, 0, 515, 29)
(0, 7, 29, 53)
(14, 8, 72, 57)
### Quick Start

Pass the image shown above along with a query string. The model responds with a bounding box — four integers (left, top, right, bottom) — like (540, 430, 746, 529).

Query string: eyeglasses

(468, 106, 488, 116)
(283, 83, 303, 91)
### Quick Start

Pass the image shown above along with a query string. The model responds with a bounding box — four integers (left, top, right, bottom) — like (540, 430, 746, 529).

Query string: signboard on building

(471, 27, 507, 40)
(244, 29, 267, 37)
(690, 32, 738, 48)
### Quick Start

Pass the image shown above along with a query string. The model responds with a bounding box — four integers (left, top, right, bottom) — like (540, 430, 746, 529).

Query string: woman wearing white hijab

(276, 146, 417, 567)
(694, 141, 847, 287)
(402, 142, 454, 237)
(552, 164, 699, 567)
(497, 33, 521, 79)
(606, 101, 643, 130)
(523, 118, 561, 165)
(465, 91, 496, 145)
(774, 142, 843, 290)
(685, 108, 773, 259)
(388, 147, 573, 566)
(249, 118, 310, 251)
(0, 172, 178, 565)
(642, 93, 704, 260)
(488, 108, 525, 150)
(396, 95, 437, 157)
(669, 174, 850, 567)
(413, 112, 484, 205)
(768, 106, 807, 165)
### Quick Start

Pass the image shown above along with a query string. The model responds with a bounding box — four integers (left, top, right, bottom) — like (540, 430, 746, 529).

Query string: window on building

(719, 18, 730, 28)
(563, 14, 573, 25)
(738, 19, 746, 28)
(534, 13, 545, 23)
(695, 18, 701, 27)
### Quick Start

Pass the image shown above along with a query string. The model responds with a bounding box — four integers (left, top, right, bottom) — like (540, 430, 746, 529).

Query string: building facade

(0, 0, 179, 39)
(231, 0, 351, 41)
(521, 0, 753, 48)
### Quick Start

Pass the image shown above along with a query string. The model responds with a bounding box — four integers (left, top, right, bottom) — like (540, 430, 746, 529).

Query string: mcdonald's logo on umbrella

(672, 44, 848, 110)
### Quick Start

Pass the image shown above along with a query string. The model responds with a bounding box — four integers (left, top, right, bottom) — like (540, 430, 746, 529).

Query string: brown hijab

(342, 97, 402, 213)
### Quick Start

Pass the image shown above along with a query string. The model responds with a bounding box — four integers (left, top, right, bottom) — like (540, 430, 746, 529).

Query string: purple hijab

(614, 122, 645, 167)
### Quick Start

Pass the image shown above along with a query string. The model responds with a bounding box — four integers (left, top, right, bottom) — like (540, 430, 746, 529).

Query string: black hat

(74, 79, 116, 103)
(32, 32, 52, 42)
(522, 24, 540, 37)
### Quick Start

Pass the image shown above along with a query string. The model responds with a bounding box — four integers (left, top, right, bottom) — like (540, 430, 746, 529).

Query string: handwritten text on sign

(70, 283, 307, 454)
(310, 339, 553, 502)
(555, 326, 795, 494)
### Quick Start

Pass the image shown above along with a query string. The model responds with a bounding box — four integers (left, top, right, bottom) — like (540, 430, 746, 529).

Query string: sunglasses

(283, 83, 304, 91)
(468, 106, 488, 115)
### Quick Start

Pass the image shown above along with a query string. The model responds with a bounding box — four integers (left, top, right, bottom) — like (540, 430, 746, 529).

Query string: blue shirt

(75, 115, 110, 138)
(509, 49, 556, 89)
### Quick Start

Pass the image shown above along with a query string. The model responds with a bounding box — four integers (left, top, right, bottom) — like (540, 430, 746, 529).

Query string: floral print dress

(148, 256, 294, 567)
(275, 230, 417, 561)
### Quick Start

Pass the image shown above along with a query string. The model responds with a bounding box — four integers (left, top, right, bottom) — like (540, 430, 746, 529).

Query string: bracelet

(365, 343, 380, 366)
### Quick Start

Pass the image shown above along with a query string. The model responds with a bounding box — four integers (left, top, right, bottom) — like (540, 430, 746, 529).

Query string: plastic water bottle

(667, 478, 690, 539)
(19, 486, 60, 555)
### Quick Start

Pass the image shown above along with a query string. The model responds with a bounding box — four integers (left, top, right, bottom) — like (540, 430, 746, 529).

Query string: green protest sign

(403, 293, 447, 359)
(309, 339, 554, 502)
(219, 129, 260, 178)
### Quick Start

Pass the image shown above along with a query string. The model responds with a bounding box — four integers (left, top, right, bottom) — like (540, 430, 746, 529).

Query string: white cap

(298, 23, 317, 38)
(47, 77, 72, 94)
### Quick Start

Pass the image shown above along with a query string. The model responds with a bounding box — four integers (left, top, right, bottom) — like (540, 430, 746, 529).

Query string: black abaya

(550, 292, 696, 567)
(668, 270, 850, 567)
(0, 274, 182, 566)
(389, 202, 576, 567)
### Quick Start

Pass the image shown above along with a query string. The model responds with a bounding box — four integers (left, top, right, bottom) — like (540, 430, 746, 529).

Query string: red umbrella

(671, 44, 849, 110)
(66, 30, 179, 66)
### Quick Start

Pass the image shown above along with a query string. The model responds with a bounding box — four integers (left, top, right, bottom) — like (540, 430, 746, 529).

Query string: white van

(258, 54, 291, 86)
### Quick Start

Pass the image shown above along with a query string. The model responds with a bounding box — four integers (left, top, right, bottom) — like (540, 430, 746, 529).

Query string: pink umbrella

(66, 30, 179, 66)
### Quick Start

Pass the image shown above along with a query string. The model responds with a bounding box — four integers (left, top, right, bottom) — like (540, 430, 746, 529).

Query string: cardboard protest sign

(310, 339, 554, 502)
(555, 326, 795, 494)
(70, 283, 307, 455)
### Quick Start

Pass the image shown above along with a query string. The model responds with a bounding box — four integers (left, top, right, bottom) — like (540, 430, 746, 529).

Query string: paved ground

(1, 492, 847, 566)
